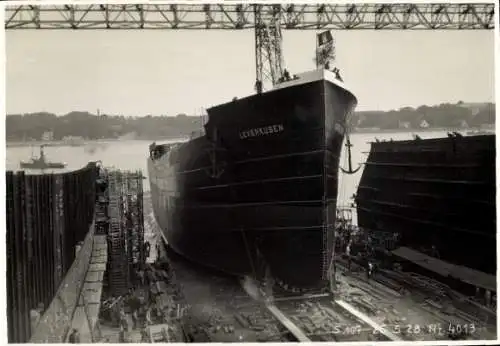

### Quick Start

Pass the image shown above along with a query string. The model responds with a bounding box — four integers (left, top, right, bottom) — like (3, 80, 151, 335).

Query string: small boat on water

(20, 145, 67, 170)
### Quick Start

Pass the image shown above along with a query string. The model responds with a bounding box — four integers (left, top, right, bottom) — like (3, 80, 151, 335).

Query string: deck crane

(5, 4, 495, 91)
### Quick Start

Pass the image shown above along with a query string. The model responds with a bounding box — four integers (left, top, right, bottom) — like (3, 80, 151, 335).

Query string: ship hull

(148, 70, 357, 289)
(20, 162, 66, 169)
(356, 134, 496, 274)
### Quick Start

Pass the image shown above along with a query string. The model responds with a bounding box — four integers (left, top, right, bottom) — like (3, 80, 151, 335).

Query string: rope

(240, 229, 258, 281)
(338, 136, 351, 205)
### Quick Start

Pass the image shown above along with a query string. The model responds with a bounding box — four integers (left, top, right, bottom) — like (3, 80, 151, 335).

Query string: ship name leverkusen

(148, 66, 357, 292)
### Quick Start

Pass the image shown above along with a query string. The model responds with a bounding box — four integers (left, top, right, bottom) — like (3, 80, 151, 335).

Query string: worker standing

(366, 261, 373, 280)
(156, 243, 161, 260)
(144, 241, 151, 259)
(346, 242, 352, 272)
(119, 307, 128, 332)
(485, 290, 492, 307)
(145, 306, 153, 325)
(141, 328, 150, 342)
(30, 302, 45, 335)
(137, 269, 145, 286)
(131, 309, 139, 330)
(119, 329, 125, 343)
(68, 329, 80, 343)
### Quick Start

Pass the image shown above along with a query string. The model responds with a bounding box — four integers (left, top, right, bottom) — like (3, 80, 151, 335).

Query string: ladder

(107, 172, 128, 296)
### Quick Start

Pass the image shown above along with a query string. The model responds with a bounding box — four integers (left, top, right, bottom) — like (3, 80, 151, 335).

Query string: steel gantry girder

(254, 4, 285, 89)
(5, 4, 495, 90)
(4, 4, 496, 30)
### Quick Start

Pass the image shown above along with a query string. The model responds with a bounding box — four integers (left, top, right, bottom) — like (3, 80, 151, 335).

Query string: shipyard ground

(134, 193, 497, 343)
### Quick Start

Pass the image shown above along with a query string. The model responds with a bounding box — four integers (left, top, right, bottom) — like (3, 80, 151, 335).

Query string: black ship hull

(356, 134, 496, 274)
(148, 70, 357, 290)
(20, 162, 66, 169)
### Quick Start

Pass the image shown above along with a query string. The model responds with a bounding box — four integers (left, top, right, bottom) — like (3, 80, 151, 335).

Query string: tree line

(352, 102, 495, 130)
(6, 102, 495, 142)
(6, 112, 204, 141)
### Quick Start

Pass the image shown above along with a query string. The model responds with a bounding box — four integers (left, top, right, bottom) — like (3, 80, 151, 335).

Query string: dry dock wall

(30, 225, 95, 343)
(5, 163, 97, 343)
(68, 234, 108, 343)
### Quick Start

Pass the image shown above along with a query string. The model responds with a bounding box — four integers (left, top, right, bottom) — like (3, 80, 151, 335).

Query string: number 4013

(448, 323, 476, 335)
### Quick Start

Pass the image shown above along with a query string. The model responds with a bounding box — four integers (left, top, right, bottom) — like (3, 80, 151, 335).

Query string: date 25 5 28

(372, 323, 476, 336)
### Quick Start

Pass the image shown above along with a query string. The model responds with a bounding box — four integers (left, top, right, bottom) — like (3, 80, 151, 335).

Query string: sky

(6, 28, 495, 116)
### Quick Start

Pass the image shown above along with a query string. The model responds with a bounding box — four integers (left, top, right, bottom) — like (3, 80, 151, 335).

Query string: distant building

(398, 121, 411, 129)
(62, 136, 85, 146)
(469, 104, 495, 127)
(457, 119, 469, 128)
(419, 119, 430, 128)
(41, 131, 54, 141)
(458, 102, 487, 116)
(356, 114, 367, 126)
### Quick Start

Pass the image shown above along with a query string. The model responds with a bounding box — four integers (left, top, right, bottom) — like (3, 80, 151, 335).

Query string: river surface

(6, 130, 451, 221)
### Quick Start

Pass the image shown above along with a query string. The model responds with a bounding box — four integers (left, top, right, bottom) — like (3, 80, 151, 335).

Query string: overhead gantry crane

(5, 4, 495, 90)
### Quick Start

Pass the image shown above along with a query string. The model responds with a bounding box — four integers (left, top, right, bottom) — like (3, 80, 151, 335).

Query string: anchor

(203, 125, 227, 179)
(205, 146, 226, 179)
(340, 134, 361, 175)
(204, 142, 227, 179)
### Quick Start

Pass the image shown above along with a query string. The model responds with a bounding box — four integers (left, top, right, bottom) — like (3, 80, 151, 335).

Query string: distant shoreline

(6, 128, 494, 148)
(352, 126, 495, 134)
(6, 137, 189, 148)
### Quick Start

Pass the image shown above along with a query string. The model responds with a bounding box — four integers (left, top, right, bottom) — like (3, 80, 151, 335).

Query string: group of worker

(340, 225, 378, 281)
(475, 286, 496, 309)
(113, 269, 173, 341)
(136, 240, 169, 286)
(277, 69, 300, 84)
(344, 243, 375, 279)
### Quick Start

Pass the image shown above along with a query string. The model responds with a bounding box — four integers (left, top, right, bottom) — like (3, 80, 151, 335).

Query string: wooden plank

(266, 304, 311, 342)
(15, 172, 30, 341)
(6, 171, 18, 342)
(335, 300, 402, 341)
(41, 174, 50, 308)
(45, 175, 55, 302)
(35, 175, 44, 310)
(53, 175, 62, 294)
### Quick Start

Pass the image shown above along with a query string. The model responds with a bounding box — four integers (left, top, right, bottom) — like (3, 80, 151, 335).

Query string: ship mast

(39, 144, 46, 161)
(316, 30, 344, 77)
(315, 30, 335, 69)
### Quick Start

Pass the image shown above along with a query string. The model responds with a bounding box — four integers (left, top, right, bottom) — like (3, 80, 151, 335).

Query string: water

(6, 131, 449, 214)
(6, 139, 181, 177)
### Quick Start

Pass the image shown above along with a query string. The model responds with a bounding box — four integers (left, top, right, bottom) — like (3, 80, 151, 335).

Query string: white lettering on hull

(239, 124, 285, 139)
